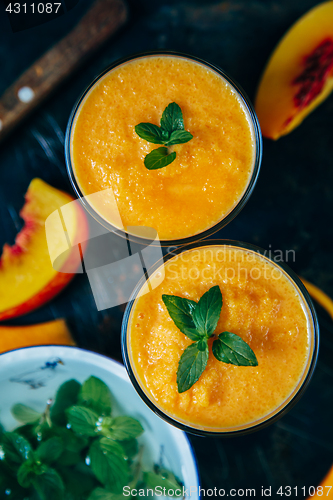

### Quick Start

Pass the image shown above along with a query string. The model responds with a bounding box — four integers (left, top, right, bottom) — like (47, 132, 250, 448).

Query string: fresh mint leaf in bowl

(0, 347, 198, 500)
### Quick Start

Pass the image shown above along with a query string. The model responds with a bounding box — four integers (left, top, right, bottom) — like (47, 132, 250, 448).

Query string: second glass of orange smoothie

(65, 52, 262, 246)
(121, 240, 319, 436)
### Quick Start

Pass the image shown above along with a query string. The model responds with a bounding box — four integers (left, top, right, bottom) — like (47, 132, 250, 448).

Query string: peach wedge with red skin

(255, 1, 333, 140)
(0, 178, 88, 321)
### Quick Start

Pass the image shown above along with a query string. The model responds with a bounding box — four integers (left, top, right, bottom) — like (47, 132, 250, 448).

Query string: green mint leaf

(88, 488, 124, 500)
(66, 406, 99, 437)
(13, 424, 35, 441)
(59, 466, 97, 497)
(78, 376, 112, 416)
(176, 326, 204, 342)
(135, 123, 166, 144)
(197, 338, 208, 352)
(13, 423, 46, 448)
(0, 461, 27, 498)
(11, 404, 42, 425)
(162, 295, 202, 341)
(100, 415, 113, 432)
(89, 439, 129, 493)
(17, 460, 38, 488)
(143, 471, 183, 496)
(162, 299, 203, 340)
(52, 427, 88, 452)
(136, 103, 193, 170)
(36, 437, 64, 464)
(18, 420, 54, 446)
(31, 467, 65, 500)
(58, 449, 81, 466)
(165, 130, 193, 146)
(192, 285, 222, 337)
(119, 438, 138, 459)
(144, 147, 176, 170)
(104, 416, 144, 441)
(2, 432, 33, 465)
(99, 437, 126, 457)
(177, 342, 209, 393)
(161, 128, 170, 141)
(88, 440, 112, 484)
(50, 379, 81, 426)
(160, 102, 184, 133)
(154, 465, 181, 485)
(212, 332, 258, 366)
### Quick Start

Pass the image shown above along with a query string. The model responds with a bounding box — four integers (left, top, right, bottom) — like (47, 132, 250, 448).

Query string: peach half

(0, 179, 88, 321)
(255, 1, 333, 139)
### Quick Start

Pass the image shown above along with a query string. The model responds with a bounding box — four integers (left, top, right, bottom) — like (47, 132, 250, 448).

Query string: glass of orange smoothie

(65, 52, 262, 246)
(121, 240, 319, 436)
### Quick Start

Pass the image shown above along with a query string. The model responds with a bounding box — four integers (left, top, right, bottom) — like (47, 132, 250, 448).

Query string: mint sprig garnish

(135, 102, 193, 170)
(162, 286, 258, 393)
(0, 375, 183, 498)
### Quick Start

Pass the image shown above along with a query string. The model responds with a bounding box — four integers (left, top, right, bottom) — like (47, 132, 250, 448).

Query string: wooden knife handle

(0, 0, 127, 142)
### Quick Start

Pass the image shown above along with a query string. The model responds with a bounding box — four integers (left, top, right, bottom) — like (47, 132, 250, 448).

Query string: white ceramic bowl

(0, 345, 199, 498)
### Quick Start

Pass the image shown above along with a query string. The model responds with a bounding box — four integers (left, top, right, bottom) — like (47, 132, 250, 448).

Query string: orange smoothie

(127, 245, 313, 431)
(70, 55, 256, 241)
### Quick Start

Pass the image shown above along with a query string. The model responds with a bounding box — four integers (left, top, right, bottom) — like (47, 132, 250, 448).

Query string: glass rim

(121, 239, 320, 437)
(65, 50, 263, 248)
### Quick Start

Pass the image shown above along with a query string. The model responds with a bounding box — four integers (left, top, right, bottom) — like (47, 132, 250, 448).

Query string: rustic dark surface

(0, 0, 127, 140)
(0, 0, 333, 497)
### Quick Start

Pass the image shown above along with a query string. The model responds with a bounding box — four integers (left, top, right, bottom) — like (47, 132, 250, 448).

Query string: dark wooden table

(1, 0, 332, 497)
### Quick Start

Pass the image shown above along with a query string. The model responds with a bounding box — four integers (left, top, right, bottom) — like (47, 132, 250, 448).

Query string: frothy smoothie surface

(128, 246, 311, 430)
(71, 56, 255, 240)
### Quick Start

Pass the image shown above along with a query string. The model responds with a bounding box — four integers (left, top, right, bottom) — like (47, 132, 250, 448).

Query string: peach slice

(0, 319, 75, 354)
(300, 277, 333, 320)
(255, 1, 333, 139)
(0, 179, 88, 321)
(307, 464, 333, 499)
